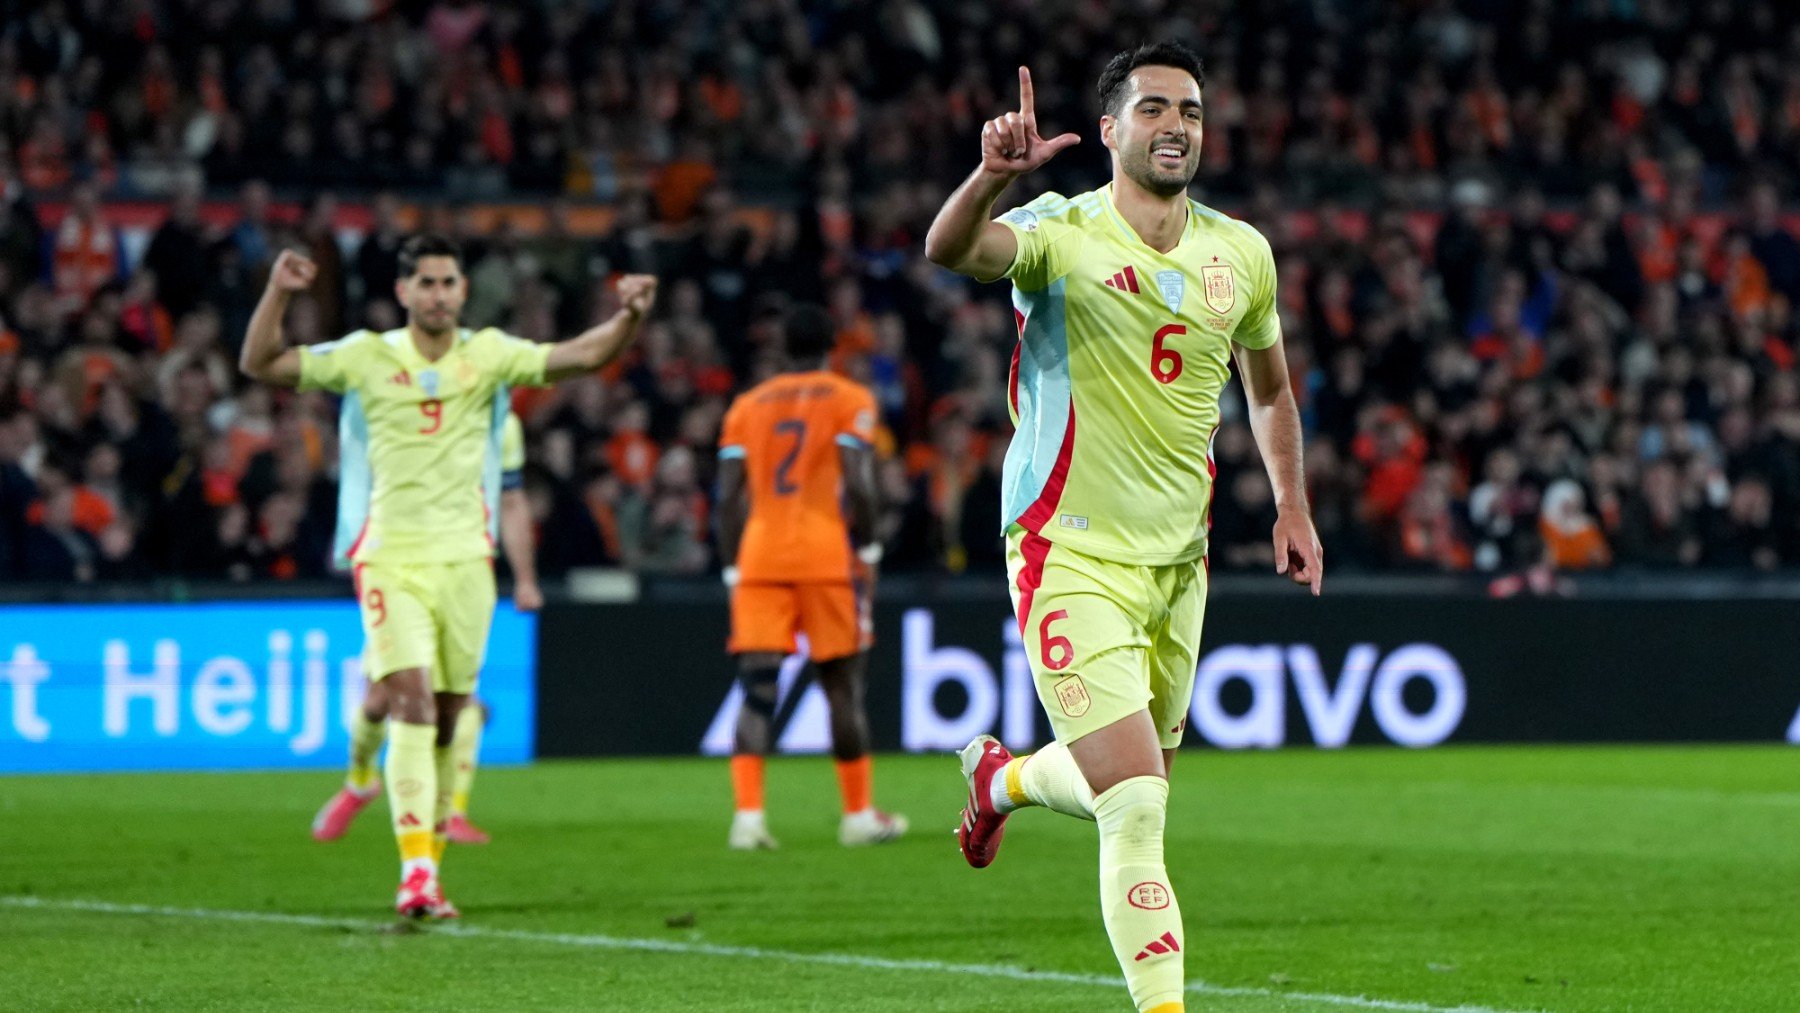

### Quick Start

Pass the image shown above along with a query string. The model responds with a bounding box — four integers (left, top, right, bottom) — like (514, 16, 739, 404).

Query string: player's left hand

(513, 580, 544, 613)
(616, 274, 657, 318)
(1272, 511, 1323, 596)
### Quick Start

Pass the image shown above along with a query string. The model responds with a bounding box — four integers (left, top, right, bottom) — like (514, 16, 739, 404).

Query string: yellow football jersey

(300, 327, 551, 567)
(996, 184, 1280, 565)
(501, 410, 526, 476)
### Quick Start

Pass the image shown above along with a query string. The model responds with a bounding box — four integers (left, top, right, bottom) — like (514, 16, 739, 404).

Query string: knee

(738, 666, 779, 720)
(820, 679, 858, 711)
(385, 676, 435, 724)
(1093, 776, 1169, 857)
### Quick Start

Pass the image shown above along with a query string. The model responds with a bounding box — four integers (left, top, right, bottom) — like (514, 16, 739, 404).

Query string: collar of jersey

(381, 326, 470, 364)
(1100, 182, 1196, 255)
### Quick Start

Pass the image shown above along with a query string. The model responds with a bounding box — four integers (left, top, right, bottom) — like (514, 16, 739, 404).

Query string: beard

(413, 309, 459, 336)
(1120, 141, 1197, 198)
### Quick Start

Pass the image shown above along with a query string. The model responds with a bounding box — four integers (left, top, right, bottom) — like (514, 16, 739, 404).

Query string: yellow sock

(1014, 739, 1095, 820)
(450, 702, 484, 815)
(347, 711, 386, 791)
(385, 721, 437, 869)
(1094, 776, 1183, 1012)
(432, 742, 455, 864)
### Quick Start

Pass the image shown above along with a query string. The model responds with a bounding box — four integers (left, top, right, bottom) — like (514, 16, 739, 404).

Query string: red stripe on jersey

(1123, 265, 1140, 293)
(1008, 345, 1021, 418)
(1010, 310, 1026, 418)
(480, 486, 496, 552)
(346, 521, 370, 563)
(1012, 530, 1054, 636)
(1203, 421, 1219, 534)
(1016, 401, 1075, 535)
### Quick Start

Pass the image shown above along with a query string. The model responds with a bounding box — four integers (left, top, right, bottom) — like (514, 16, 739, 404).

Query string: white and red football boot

(440, 813, 490, 845)
(955, 735, 1013, 869)
(310, 782, 380, 842)
(394, 865, 458, 920)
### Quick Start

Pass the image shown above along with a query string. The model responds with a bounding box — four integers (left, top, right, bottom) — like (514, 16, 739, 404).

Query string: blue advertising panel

(0, 601, 536, 772)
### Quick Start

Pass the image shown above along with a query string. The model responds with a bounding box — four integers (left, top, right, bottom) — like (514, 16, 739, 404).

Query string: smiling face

(1101, 64, 1204, 198)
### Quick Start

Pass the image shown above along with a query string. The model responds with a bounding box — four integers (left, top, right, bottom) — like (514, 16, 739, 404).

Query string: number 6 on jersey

(1151, 324, 1185, 384)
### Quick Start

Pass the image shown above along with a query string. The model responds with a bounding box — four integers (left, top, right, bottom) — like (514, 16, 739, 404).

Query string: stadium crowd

(4, 0, 1800, 584)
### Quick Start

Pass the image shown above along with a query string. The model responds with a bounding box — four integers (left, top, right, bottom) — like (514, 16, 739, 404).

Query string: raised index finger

(1018, 66, 1036, 120)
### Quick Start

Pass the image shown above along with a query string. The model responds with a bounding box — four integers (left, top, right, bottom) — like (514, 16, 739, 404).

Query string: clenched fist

(616, 274, 658, 317)
(267, 250, 318, 294)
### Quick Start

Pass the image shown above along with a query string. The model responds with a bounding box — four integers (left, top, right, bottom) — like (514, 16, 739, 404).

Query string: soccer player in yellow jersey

(309, 410, 538, 847)
(241, 234, 656, 918)
(925, 43, 1322, 1012)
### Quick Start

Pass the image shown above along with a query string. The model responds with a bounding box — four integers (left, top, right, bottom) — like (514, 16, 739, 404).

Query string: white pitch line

(1, 896, 1538, 1013)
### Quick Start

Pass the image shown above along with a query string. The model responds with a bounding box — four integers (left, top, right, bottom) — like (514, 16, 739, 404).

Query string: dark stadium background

(3, 0, 1800, 590)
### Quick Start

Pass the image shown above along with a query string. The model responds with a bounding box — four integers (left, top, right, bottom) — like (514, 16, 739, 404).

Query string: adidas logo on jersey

(388, 370, 412, 386)
(1104, 265, 1141, 294)
(1134, 931, 1181, 961)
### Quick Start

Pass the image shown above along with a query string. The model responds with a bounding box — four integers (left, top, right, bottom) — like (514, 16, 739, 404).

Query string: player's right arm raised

(925, 66, 1079, 281)
(542, 274, 658, 381)
(238, 249, 317, 387)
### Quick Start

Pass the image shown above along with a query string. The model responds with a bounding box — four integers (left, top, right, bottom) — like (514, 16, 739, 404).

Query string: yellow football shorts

(353, 558, 497, 694)
(1006, 525, 1208, 750)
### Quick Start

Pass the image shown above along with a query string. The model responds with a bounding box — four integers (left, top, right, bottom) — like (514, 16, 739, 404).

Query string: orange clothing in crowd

(653, 159, 718, 223)
(53, 215, 117, 310)
(606, 430, 660, 488)
(1541, 516, 1613, 570)
(27, 487, 116, 536)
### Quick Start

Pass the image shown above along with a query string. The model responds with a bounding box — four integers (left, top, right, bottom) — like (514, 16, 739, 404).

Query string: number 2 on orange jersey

(773, 419, 807, 495)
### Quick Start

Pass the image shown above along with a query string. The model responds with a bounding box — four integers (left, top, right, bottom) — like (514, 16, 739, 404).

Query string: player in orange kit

(715, 303, 907, 850)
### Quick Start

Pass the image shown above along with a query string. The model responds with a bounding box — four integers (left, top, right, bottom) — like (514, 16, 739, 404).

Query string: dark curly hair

(397, 233, 464, 279)
(1096, 42, 1206, 117)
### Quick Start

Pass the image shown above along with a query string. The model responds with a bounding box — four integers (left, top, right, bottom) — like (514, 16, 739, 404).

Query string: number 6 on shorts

(1040, 609, 1074, 670)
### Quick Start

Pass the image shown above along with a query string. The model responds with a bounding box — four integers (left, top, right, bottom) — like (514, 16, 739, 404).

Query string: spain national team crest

(1155, 270, 1185, 315)
(1200, 264, 1235, 314)
(1128, 881, 1172, 910)
(1053, 675, 1092, 718)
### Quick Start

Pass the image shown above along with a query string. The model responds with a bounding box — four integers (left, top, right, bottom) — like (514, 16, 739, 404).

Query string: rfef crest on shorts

(1200, 264, 1235, 314)
(1053, 674, 1091, 718)
(1155, 270, 1185, 315)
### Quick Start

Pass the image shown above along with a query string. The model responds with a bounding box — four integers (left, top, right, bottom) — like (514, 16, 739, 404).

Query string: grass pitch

(3, 746, 1798, 1012)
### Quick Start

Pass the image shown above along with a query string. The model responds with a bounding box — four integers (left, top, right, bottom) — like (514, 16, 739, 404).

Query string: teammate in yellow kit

(925, 43, 1322, 1012)
(241, 235, 656, 918)
(309, 410, 539, 846)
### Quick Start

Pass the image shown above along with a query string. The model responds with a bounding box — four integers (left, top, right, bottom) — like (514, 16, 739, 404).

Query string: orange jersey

(719, 371, 876, 583)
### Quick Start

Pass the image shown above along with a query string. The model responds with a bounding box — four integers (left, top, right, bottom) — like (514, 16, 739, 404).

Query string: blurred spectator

(50, 182, 118, 317)
(1618, 462, 1703, 568)
(1213, 471, 1279, 571)
(141, 182, 209, 319)
(1703, 476, 1783, 571)
(1539, 479, 1612, 572)
(2, 0, 1800, 586)
(1467, 449, 1538, 572)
